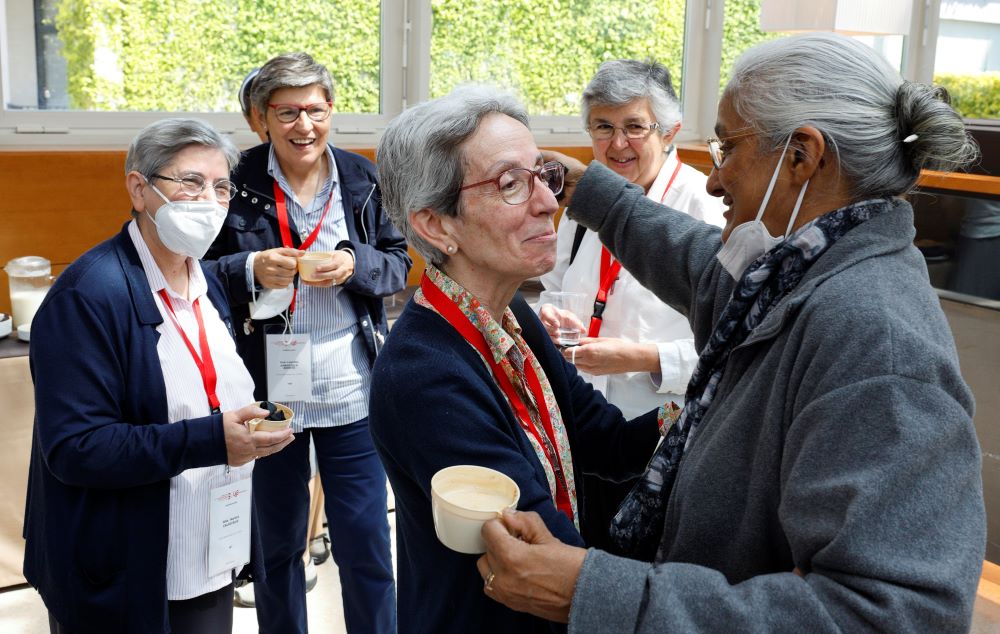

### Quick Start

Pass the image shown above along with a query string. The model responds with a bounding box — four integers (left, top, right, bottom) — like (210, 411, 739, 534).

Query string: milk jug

(4, 256, 52, 329)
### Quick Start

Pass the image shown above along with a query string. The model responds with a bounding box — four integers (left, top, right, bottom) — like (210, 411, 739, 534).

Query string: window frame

(0, 0, 970, 151)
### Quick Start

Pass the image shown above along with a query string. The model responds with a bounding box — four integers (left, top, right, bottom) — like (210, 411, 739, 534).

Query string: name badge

(265, 331, 312, 401)
(208, 478, 252, 577)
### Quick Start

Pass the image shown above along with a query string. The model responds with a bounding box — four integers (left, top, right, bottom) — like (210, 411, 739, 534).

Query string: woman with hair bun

(479, 32, 987, 633)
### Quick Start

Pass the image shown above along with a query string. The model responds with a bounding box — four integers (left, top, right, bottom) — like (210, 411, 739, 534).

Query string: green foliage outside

(934, 72, 1000, 120)
(720, 0, 780, 91)
(55, 0, 380, 112)
(429, 0, 685, 116)
(49, 0, 1000, 120)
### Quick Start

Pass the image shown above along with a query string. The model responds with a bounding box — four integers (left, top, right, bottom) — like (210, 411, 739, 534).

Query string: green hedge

(50, 0, 1000, 122)
(934, 72, 1000, 120)
(53, 0, 686, 115)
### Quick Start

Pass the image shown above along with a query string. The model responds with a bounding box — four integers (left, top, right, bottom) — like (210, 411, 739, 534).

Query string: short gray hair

(581, 59, 682, 133)
(125, 118, 239, 177)
(725, 32, 978, 199)
(377, 85, 529, 266)
(250, 52, 334, 116)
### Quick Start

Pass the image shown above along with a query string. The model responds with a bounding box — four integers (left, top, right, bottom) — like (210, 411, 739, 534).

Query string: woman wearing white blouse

(23, 118, 293, 634)
(538, 60, 724, 551)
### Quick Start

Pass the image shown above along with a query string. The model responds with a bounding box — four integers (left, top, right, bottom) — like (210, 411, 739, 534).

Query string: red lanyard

(157, 289, 221, 413)
(587, 160, 684, 337)
(272, 180, 333, 314)
(273, 180, 333, 251)
(420, 273, 575, 521)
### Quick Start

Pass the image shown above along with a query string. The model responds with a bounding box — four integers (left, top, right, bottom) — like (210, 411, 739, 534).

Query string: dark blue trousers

(253, 419, 396, 634)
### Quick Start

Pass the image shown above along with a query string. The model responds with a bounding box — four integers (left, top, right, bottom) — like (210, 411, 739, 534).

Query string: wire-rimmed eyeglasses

(148, 173, 237, 201)
(586, 121, 661, 141)
(460, 161, 565, 205)
(268, 101, 333, 124)
(706, 130, 757, 169)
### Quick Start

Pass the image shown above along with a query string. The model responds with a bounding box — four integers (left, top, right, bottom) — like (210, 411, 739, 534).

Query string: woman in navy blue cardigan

(371, 86, 662, 634)
(23, 119, 293, 633)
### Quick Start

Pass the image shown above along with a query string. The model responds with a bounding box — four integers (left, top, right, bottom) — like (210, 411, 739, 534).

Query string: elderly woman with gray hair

(370, 85, 662, 633)
(539, 58, 725, 552)
(24, 118, 294, 633)
(479, 32, 986, 633)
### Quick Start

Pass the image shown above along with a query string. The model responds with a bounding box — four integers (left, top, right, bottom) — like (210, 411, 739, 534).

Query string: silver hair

(377, 85, 530, 266)
(250, 52, 334, 116)
(581, 59, 682, 133)
(725, 32, 978, 199)
(125, 118, 239, 176)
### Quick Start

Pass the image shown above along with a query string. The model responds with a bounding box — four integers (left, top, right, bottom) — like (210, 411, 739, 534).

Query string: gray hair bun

(894, 81, 979, 175)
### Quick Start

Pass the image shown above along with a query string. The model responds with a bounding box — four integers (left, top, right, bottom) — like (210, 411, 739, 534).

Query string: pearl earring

(446, 245, 456, 254)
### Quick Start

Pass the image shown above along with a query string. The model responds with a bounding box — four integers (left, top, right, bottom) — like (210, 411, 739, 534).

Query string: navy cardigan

(205, 143, 411, 398)
(23, 224, 266, 633)
(369, 293, 660, 634)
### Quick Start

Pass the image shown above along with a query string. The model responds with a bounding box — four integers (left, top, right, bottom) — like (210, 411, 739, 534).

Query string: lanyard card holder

(263, 322, 313, 402)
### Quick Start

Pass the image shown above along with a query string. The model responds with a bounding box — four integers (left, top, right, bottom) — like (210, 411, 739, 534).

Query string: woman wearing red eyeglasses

(206, 52, 410, 634)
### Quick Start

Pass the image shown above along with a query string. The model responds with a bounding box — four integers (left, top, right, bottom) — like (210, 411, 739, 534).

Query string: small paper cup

(297, 252, 331, 282)
(246, 402, 294, 433)
(430, 465, 520, 554)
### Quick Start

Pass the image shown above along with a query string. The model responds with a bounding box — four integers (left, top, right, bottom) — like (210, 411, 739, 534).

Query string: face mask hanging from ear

(716, 135, 810, 281)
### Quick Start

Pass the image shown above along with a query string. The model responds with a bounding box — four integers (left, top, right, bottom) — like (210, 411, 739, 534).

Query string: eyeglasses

(586, 121, 661, 141)
(149, 173, 238, 201)
(267, 101, 333, 123)
(460, 161, 565, 205)
(706, 130, 757, 169)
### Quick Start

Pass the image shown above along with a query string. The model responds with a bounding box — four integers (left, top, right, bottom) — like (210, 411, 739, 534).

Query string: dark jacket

(205, 143, 411, 398)
(369, 293, 660, 634)
(23, 223, 266, 633)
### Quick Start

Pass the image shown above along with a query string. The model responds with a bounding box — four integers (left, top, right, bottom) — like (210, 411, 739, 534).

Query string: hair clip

(902, 134, 919, 144)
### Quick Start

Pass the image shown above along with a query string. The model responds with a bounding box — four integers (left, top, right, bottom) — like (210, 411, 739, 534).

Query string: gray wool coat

(564, 162, 986, 633)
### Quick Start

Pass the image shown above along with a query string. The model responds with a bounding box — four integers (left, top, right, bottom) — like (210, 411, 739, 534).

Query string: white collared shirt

(539, 152, 726, 419)
(266, 144, 371, 430)
(128, 221, 256, 600)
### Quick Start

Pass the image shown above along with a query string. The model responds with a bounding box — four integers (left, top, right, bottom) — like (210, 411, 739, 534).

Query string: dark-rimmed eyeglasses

(149, 173, 237, 201)
(460, 161, 565, 205)
(706, 130, 757, 169)
(268, 101, 333, 124)
(586, 122, 661, 141)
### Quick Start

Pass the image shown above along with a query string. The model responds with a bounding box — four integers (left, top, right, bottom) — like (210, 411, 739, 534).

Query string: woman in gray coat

(476, 32, 986, 633)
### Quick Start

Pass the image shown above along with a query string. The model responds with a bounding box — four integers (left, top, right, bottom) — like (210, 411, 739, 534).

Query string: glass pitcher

(4, 256, 53, 330)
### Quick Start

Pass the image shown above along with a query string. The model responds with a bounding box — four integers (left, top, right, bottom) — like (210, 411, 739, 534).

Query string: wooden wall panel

(2, 146, 995, 314)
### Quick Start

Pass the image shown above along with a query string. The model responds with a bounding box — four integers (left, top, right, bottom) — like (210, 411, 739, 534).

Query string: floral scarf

(609, 198, 892, 560)
(415, 265, 580, 528)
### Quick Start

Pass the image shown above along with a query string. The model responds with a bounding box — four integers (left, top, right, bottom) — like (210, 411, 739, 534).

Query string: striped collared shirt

(267, 144, 370, 429)
(128, 221, 256, 600)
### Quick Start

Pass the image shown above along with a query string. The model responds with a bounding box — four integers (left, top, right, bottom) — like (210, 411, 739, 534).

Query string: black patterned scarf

(609, 198, 893, 560)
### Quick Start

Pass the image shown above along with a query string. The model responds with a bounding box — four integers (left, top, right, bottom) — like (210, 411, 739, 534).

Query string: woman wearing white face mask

(478, 33, 986, 633)
(24, 118, 294, 634)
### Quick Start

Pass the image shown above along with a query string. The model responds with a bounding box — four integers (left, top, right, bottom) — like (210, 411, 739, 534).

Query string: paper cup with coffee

(297, 252, 331, 282)
(430, 465, 520, 554)
(246, 401, 294, 433)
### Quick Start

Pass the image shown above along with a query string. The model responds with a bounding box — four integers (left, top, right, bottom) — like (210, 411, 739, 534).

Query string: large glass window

(934, 0, 1000, 120)
(719, 0, 781, 91)
(428, 0, 687, 117)
(12, 0, 381, 113)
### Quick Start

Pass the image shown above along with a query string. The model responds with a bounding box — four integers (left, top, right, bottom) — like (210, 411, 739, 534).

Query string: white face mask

(144, 180, 227, 259)
(249, 284, 294, 320)
(716, 135, 810, 281)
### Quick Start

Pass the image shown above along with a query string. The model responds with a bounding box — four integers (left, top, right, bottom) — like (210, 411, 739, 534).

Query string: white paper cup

(246, 402, 294, 433)
(297, 252, 331, 282)
(430, 465, 520, 554)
